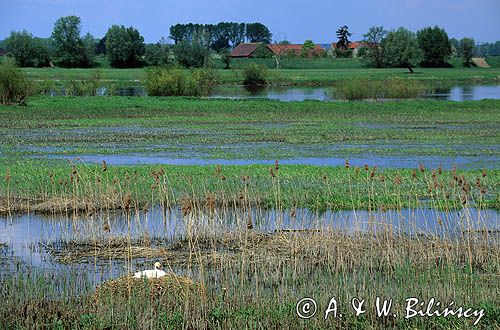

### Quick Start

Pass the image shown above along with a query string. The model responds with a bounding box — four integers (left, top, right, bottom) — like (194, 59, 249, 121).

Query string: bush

(335, 48, 353, 58)
(144, 67, 218, 96)
(0, 58, 31, 105)
(220, 49, 232, 69)
(331, 78, 427, 101)
(243, 63, 268, 86)
(192, 68, 218, 96)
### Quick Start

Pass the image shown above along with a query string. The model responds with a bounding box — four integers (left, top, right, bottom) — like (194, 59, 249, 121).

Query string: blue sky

(1, 0, 499, 43)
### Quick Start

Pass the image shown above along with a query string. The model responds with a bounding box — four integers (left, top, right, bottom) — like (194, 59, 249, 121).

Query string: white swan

(133, 262, 166, 279)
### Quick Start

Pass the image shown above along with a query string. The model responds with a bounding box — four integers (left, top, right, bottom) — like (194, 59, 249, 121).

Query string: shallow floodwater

(1, 207, 498, 278)
(45, 153, 499, 169)
(212, 85, 500, 102)
(94, 84, 500, 101)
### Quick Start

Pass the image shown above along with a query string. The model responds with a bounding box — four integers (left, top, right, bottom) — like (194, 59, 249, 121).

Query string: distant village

(230, 42, 367, 58)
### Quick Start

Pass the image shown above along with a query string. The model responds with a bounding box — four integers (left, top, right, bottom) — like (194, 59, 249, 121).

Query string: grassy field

(23, 65, 500, 87)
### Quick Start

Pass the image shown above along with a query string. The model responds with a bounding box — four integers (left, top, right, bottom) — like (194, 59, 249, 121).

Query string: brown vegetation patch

(93, 274, 197, 306)
(44, 230, 500, 274)
(0, 196, 123, 215)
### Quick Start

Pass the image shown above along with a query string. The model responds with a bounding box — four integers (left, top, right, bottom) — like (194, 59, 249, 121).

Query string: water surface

(43, 153, 499, 169)
(50, 84, 500, 102)
(1, 207, 498, 271)
(210, 85, 500, 102)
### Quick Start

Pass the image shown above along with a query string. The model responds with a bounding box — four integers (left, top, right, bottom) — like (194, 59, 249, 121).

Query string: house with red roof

(230, 43, 325, 58)
(330, 42, 369, 57)
(230, 43, 263, 58)
(267, 44, 325, 58)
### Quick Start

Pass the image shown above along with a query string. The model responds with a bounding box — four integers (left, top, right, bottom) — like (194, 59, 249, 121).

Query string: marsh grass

(0, 162, 499, 328)
(1, 225, 500, 329)
(243, 63, 268, 86)
(330, 78, 428, 101)
(0, 161, 497, 217)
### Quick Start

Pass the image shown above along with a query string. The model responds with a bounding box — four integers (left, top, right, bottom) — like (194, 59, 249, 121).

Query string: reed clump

(63, 69, 104, 96)
(331, 77, 428, 100)
(144, 67, 218, 96)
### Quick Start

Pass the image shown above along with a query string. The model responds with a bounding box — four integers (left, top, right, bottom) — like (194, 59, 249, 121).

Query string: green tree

(490, 41, 500, 56)
(253, 43, 273, 58)
(417, 26, 452, 67)
(82, 32, 97, 65)
(220, 48, 232, 69)
(245, 23, 272, 43)
(51, 16, 93, 67)
(144, 39, 172, 67)
(301, 40, 316, 58)
(449, 38, 460, 58)
(228, 23, 246, 47)
(96, 37, 106, 54)
(381, 27, 423, 73)
(169, 22, 267, 49)
(105, 25, 145, 68)
(361, 26, 387, 68)
(169, 24, 187, 44)
(173, 40, 210, 68)
(460, 38, 475, 67)
(4, 30, 50, 67)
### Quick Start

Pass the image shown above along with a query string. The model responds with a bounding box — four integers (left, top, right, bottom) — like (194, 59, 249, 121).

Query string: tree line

(169, 22, 272, 50)
(0, 17, 272, 69)
(359, 25, 478, 72)
(0, 15, 498, 70)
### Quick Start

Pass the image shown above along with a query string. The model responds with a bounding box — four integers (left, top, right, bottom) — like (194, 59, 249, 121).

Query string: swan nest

(93, 273, 197, 305)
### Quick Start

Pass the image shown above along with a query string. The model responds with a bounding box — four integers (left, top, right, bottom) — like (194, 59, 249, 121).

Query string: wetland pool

(1, 206, 498, 283)
(39, 153, 499, 169)
(102, 84, 500, 102)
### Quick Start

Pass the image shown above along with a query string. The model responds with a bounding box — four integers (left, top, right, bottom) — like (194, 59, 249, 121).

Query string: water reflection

(211, 85, 500, 102)
(43, 84, 500, 101)
(428, 85, 500, 101)
(43, 153, 499, 169)
(1, 207, 498, 267)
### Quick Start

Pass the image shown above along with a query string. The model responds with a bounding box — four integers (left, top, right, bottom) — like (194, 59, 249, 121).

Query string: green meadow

(22, 60, 500, 87)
